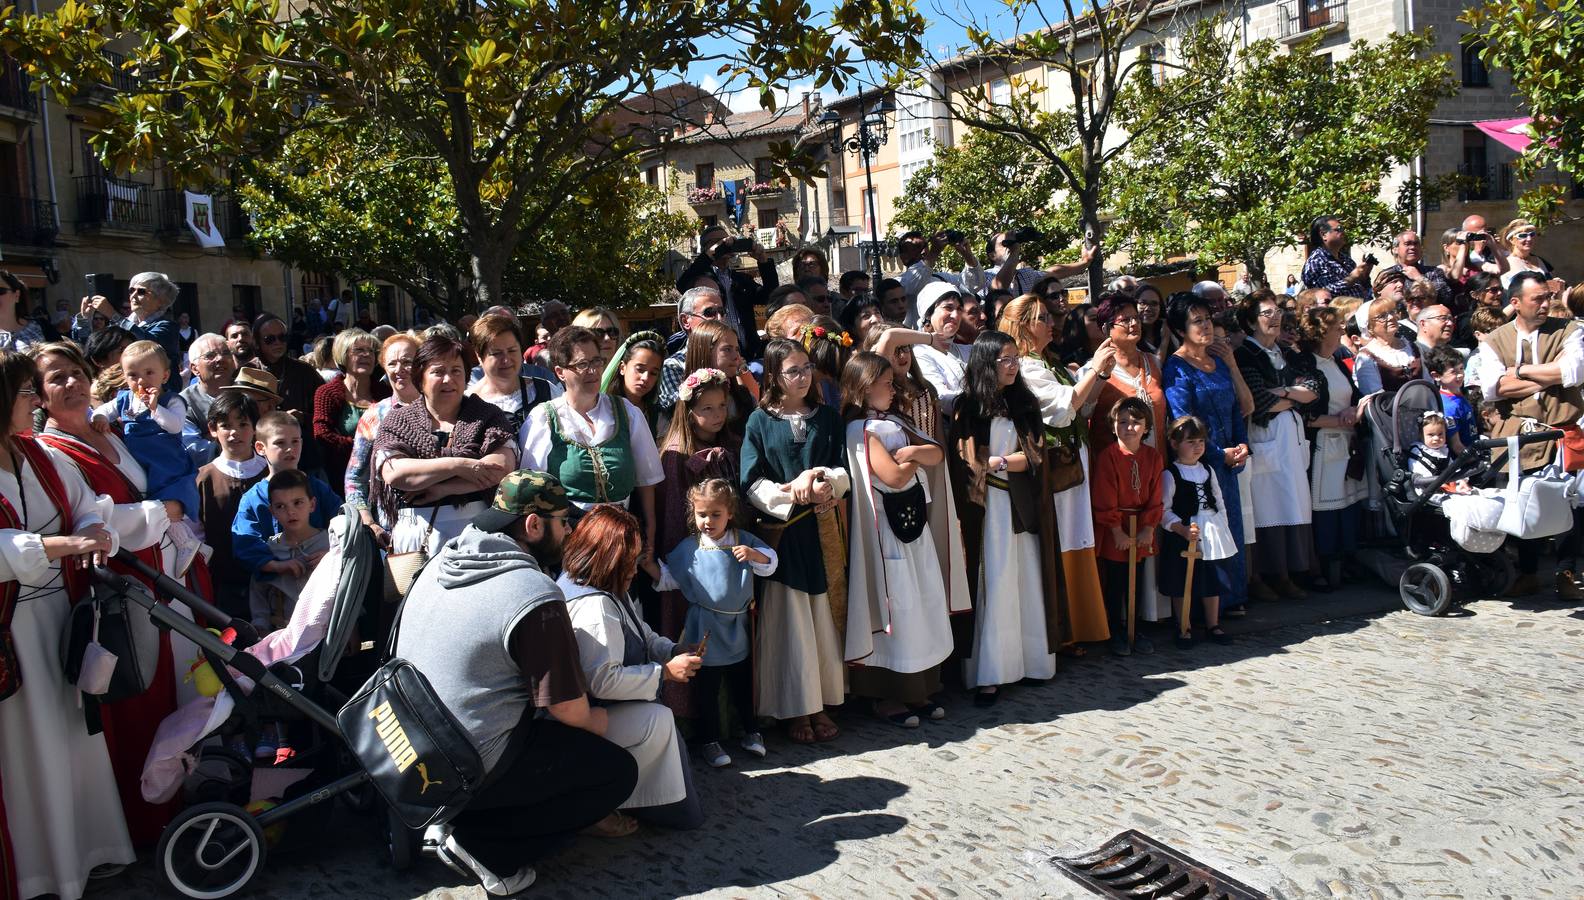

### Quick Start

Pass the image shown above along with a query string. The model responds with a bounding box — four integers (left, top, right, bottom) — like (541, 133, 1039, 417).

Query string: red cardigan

(313, 375, 389, 489)
(1090, 441, 1164, 562)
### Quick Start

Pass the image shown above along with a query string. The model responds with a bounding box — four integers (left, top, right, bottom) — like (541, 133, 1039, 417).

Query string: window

(753, 157, 775, 183)
(694, 162, 714, 190)
(990, 79, 1010, 106)
(701, 215, 718, 229)
(1300, 0, 1333, 31)
(1142, 44, 1166, 85)
(644, 165, 660, 187)
(757, 207, 779, 229)
(1462, 130, 1490, 201)
(1462, 41, 1490, 87)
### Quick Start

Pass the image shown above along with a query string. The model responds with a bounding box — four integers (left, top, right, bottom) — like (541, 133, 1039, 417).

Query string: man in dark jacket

(674, 223, 778, 360)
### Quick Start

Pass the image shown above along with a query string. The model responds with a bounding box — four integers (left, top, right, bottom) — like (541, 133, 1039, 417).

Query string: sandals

(581, 811, 638, 838)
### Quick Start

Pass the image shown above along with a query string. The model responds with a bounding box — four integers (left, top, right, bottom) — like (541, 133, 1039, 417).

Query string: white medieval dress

(559, 575, 691, 812)
(0, 440, 135, 900)
(964, 417, 1057, 688)
(843, 416, 967, 698)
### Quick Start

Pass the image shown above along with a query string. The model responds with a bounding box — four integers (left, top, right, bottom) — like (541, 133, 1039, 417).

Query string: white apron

(1309, 354, 1366, 511)
(1248, 408, 1313, 528)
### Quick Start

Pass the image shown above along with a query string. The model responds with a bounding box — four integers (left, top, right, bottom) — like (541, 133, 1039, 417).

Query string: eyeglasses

(197, 350, 231, 362)
(780, 364, 815, 379)
(1257, 308, 1282, 319)
(1419, 313, 1452, 322)
(1372, 313, 1399, 323)
(589, 327, 621, 340)
(16, 387, 37, 396)
(995, 356, 1021, 368)
(1109, 315, 1140, 327)
(1513, 232, 1537, 240)
(128, 286, 151, 295)
(259, 333, 288, 345)
(560, 357, 608, 375)
(348, 346, 375, 356)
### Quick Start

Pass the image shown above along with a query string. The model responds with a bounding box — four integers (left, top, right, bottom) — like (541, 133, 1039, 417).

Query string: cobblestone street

(101, 587, 1584, 900)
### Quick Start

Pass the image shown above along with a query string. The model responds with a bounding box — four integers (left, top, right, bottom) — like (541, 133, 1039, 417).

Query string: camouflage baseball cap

(473, 470, 573, 533)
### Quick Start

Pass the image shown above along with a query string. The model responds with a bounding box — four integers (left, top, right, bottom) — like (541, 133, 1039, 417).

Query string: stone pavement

(95, 585, 1584, 900)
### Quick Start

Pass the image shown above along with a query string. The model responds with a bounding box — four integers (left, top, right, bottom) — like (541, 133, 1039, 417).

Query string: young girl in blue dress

(651, 478, 777, 768)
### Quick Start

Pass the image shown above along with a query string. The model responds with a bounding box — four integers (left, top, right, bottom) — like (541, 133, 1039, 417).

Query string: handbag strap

(1506, 435, 1522, 495)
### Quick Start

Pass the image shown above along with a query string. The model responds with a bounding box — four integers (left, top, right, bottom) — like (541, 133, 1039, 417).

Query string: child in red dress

(1091, 396, 1163, 656)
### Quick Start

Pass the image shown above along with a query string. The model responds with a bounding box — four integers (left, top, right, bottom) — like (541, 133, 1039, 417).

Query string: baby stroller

(1362, 379, 1564, 615)
(93, 510, 426, 898)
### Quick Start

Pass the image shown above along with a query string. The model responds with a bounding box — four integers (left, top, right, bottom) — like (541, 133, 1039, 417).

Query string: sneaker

(272, 741, 296, 766)
(910, 701, 947, 721)
(739, 732, 767, 758)
(252, 735, 277, 761)
(166, 520, 204, 579)
(226, 736, 250, 759)
(1132, 634, 1155, 655)
(1108, 636, 1132, 657)
(435, 834, 536, 896)
(701, 742, 732, 768)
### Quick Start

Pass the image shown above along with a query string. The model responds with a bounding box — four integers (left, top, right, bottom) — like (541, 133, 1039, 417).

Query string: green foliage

(892, 115, 1080, 271)
(1, 0, 926, 311)
(1462, 0, 1584, 224)
(1110, 26, 1457, 281)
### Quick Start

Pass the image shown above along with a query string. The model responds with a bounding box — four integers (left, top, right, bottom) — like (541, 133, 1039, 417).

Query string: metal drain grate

(1053, 830, 1269, 899)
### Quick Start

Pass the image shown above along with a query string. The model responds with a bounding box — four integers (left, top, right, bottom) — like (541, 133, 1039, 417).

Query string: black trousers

(1099, 558, 1143, 638)
(691, 659, 753, 745)
(450, 718, 637, 874)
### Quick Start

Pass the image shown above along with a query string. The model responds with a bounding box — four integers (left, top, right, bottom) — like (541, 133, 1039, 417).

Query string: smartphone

(696, 630, 711, 658)
(85, 273, 115, 299)
(731, 237, 755, 252)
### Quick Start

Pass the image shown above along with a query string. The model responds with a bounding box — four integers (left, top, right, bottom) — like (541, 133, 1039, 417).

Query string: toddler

(93, 340, 204, 574)
(1409, 412, 1470, 494)
(1158, 416, 1238, 648)
(649, 478, 777, 769)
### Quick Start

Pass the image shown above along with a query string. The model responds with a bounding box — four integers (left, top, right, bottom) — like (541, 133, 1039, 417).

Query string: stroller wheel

(386, 806, 420, 871)
(1401, 563, 1453, 616)
(156, 802, 267, 899)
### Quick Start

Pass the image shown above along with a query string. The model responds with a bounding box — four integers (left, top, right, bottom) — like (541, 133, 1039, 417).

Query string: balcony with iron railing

(1457, 163, 1514, 202)
(1279, 0, 1347, 40)
(0, 56, 40, 120)
(75, 174, 159, 231)
(0, 195, 59, 247)
(154, 189, 252, 241)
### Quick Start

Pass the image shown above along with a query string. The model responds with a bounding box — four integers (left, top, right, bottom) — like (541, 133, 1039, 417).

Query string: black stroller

(92, 512, 424, 898)
(1362, 378, 1563, 615)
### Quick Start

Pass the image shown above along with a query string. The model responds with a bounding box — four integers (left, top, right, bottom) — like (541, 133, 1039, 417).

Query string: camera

(1007, 226, 1044, 245)
(1363, 253, 1378, 267)
(942, 229, 965, 244)
(730, 237, 755, 252)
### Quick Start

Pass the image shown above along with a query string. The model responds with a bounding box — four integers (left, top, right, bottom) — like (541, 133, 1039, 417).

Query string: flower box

(687, 186, 721, 204)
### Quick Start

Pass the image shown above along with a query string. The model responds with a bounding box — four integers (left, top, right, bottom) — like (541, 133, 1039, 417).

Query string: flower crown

(678, 367, 731, 403)
(799, 323, 853, 350)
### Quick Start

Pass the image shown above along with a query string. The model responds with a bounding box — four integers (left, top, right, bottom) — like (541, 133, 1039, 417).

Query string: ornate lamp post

(819, 95, 895, 286)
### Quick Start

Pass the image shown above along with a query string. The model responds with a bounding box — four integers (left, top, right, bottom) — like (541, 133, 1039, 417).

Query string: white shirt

(519, 394, 664, 507)
(912, 343, 968, 415)
(1472, 320, 1584, 401)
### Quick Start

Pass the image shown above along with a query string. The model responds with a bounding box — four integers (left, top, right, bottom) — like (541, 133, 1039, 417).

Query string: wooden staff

(1179, 537, 1202, 622)
(1127, 513, 1138, 645)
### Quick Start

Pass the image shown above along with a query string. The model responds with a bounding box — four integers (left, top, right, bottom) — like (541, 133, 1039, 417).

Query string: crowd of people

(0, 208, 1578, 898)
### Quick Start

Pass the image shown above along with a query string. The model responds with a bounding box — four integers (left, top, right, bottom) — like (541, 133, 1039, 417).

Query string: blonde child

(649, 478, 776, 768)
(1158, 416, 1238, 648)
(92, 340, 203, 572)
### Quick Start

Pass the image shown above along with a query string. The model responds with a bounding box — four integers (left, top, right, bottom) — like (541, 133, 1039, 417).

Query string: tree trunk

(1079, 187, 1106, 299)
(469, 241, 510, 317)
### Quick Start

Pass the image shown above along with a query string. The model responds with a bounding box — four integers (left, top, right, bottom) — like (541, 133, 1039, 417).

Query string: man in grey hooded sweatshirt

(397, 471, 637, 896)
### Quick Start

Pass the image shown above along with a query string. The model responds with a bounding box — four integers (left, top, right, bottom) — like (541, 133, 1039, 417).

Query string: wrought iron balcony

(1457, 163, 1514, 202)
(0, 195, 58, 246)
(1279, 0, 1347, 39)
(75, 174, 158, 231)
(0, 57, 40, 118)
(154, 189, 252, 241)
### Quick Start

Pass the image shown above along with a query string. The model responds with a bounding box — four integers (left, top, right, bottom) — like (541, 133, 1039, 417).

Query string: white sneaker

(166, 520, 203, 578)
(739, 732, 767, 758)
(436, 834, 536, 896)
(701, 741, 732, 768)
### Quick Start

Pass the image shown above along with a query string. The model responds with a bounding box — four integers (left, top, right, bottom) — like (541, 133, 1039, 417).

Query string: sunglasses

(589, 327, 621, 339)
(259, 333, 289, 345)
(689, 307, 725, 320)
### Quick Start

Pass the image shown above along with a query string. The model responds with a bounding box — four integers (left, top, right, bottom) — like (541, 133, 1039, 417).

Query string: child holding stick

(1090, 396, 1163, 656)
(1159, 415, 1238, 648)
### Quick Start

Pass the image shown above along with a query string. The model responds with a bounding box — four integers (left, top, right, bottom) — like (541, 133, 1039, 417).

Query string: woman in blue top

(1161, 293, 1255, 612)
(76, 272, 183, 392)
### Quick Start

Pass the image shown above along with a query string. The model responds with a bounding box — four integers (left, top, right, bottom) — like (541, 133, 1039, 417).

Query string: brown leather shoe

(1556, 571, 1584, 600)
(1274, 578, 1308, 600)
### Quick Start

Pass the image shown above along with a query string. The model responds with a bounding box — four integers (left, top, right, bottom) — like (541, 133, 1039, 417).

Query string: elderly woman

(0, 270, 46, 353)
(76, 271, 183, 391)
(1082, 292, 1168, 456)
(1291, 308, 1366, 590)
(346, 333, 421, 544)
(374, 334, 518, 556)
(572, 307, 625, 363)
(912, 282, 971, 414)
(998, 293, 1113, 652)
(468, 314, 555, 435)
(312, 328, 389, 492)
(1162, 292, 1255, 613)
(32, 340, 199, 843)
(1233, 290, 1316, 601)
(1352, 297, 1426, 395)
(521, 327, 664, 547)
(0, 350, 135, 900)
(559, 505, 703, 831)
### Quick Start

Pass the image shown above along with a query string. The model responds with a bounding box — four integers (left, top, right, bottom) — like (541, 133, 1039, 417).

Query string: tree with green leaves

(926, 0, 1231, 295)
(892, 118, 1079, 274)
(1, 0, 925, 317)
(1108, 27, 1458, 285)
(1462, 0, 1584, 224)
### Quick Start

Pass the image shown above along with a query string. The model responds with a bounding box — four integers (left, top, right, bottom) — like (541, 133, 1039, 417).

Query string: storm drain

(1052, 830, 1269, 899)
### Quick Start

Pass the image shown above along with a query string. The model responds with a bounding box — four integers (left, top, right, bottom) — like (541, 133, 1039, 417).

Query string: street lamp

(819, 95, 895, 287)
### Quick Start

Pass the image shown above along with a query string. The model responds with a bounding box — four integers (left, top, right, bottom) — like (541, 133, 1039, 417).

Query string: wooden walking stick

(1126, 513, 1138, 645)
(1179, 536, 1202, 629)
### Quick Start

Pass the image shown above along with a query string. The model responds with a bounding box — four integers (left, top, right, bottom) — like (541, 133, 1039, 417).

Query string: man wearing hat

(396, 471, 637, 896)
(911, 281, 972, 414)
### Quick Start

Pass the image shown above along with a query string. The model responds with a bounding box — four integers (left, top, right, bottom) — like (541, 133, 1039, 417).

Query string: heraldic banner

(183, 191, 226, 249)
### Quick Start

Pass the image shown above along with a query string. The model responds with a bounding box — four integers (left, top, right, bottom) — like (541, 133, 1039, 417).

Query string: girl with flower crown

(801, 315, 853, 408)
(655, 369, 743, 712)
(740, 338, 850, 745)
